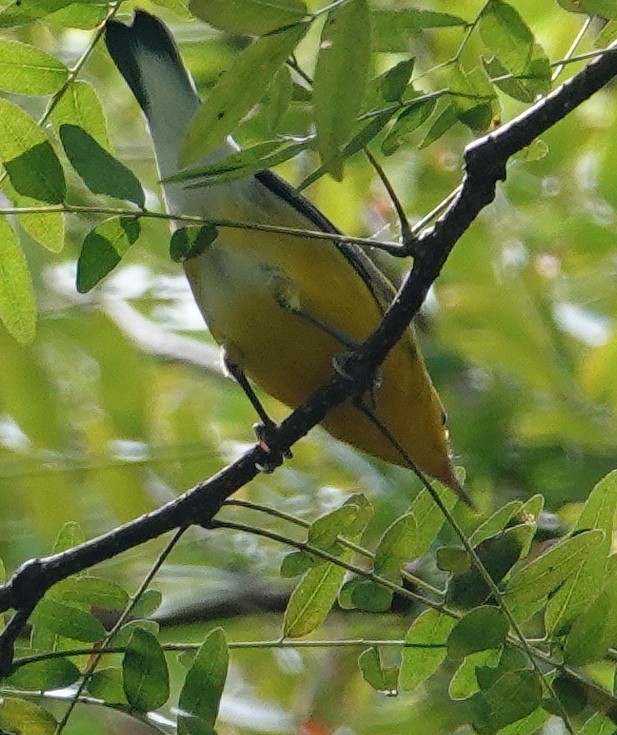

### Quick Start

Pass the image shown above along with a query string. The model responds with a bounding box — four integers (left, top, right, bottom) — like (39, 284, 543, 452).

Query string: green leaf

(0, 0, 75, 27)
(181, 23, 307, 165)
(0, 40, 67, 94)
(122, 627, 170, 712)
(546, 471, 617, 633)
(399, 609, 455, 691)
(281, 550, 320, 577)
(0, 216, 36, 344)
(380, 59, 415, 103)
(112, 620, 160, 648)
(87, 668, 128, 705)
(0, 97, 65, 203)
(2, 179, 64, 252)
(449, 649, 501, 700)
(170, 226, 218, 263)
(358, 648, 398, 693)
(76, 216, 140, 292)
(299, 110, 394, 190)
(577, 712, 617, 735)
(46, 2, 109, 29)
(342, 577, 392, 612)
(575, 469, 617, 550)
(479, 0, 535, 75)
(8, 658, 80, 691)
(563, 564, 617, 664)
(308, 498, 369, 550)
(35, 597, 106, 642)
(313, 0, 371, 179)
(267, 65, 293, 130)
(0, 698, 57, 735)
(373, 512, 418, 582)
(595, 19, 617, 47)
(447, 526, 529, 609)
(483, 44, 550, 104)
(494, 708, 549, 735)
(372, 10, 467, 52)
(502, 529, 604, 618)
(282, 495, 371, 579)
(50, 576, 129, 611)
(50, 80, 110, 148)
(419, 102, 457, 148)
(178, 628, 228, 735)
(447, 607, 508, 659)
(189, 0, 307, 35)
(131, 589, 163, 619)
(473, 670, 542, 733)
(60, 124, 144, 207)
(580, 0, 617, 19)
(283, 556, 348, 637)
(475, 646, 528, 692)
(450, 64, 497, 134)
(469, 501, 523, 546)
(381, 96, 436, 155)
(170, 140, 306, 187)
(405, 482, 460, 559)
(52, 520, 85, 553)
(436, 546, 470, 574)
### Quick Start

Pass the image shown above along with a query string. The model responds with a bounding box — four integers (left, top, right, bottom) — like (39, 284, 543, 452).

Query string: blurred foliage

(1, 0, 617, 734)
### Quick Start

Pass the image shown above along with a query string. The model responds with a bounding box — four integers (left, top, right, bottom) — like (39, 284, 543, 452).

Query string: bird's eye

(441, 411, 448, 426)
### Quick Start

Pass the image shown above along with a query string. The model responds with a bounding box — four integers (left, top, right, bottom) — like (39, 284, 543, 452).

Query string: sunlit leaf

(313, 0, 371, 179)
(0, 0, 75, 27)
(479, 0, 535, 75)
(50, 80, 110, 148)
(189, 0, 307, 35)
(0, 97, 65, 203)
(372, 9, 467, 52)
(181, 23, 307, 165)
(52, 520, 85, 553)
(0, 215, 36, 344)
(0, 40, 67, 94)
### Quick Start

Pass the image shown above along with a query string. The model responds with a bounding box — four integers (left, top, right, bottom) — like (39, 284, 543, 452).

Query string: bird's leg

(222, 354, 292, 472)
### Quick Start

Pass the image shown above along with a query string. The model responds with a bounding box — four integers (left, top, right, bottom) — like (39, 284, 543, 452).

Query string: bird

(104, 10, 467, 502)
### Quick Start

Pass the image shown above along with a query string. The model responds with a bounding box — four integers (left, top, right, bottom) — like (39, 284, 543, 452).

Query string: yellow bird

(105, 11, 466, 501)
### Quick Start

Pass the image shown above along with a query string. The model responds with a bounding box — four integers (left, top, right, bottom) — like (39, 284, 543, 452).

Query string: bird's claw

(253, 421, 292, 473)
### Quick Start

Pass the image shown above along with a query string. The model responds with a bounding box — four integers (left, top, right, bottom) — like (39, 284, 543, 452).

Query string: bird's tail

(105, 10, 200, 182)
